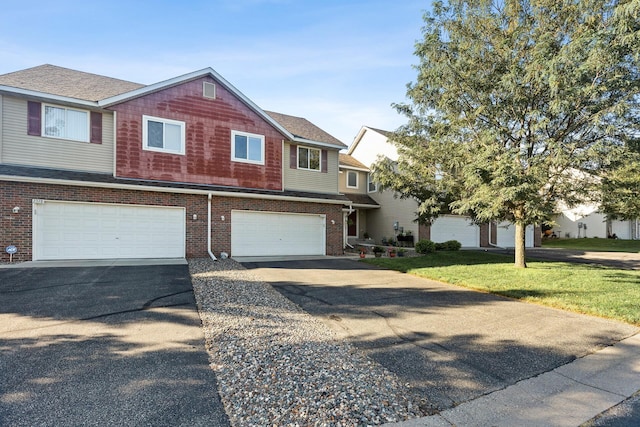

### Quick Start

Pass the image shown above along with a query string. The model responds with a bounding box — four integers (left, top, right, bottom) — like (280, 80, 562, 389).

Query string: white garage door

(495, 222, 535, 248)
(431, 215, 479, 247)
(34, 201, 185, 260)
(231, 210, 325, 257)
(610, 220, 631, 240)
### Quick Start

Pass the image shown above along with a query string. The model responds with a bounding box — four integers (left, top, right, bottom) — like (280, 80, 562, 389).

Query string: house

(342, 126, 540, 248)
(0, 64, 349, 262)
(553, 202, 639, 240)
(337, 153, 380, 246)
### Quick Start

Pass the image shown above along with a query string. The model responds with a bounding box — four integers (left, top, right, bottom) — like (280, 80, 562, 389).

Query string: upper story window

(368, 174, 377, 192)
(43, 104, 89, 142)
(142, 115, 185, 155)
(232, 130, 264, 165)
(347, 170, 358, 188)
(27, 101, 102, 144)
(298, 146, 320, 171)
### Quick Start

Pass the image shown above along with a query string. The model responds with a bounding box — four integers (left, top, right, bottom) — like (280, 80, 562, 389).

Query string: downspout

(207, 193, 217, 261)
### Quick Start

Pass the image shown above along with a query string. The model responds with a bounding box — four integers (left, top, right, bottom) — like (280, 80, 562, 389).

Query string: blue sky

(0, 0, 428, 146)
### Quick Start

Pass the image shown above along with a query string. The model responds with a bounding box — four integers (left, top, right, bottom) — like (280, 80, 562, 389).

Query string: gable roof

(0, 64, 145, 102)
(347, 125, 393, 156)
(339, 153, 369, 171)
(0, 64, 346, 150)
(365, 127, 393, 138)
(265, 111, 347, 149)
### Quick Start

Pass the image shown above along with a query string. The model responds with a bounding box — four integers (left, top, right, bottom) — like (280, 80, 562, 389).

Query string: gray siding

(1, 96, 114, 173)
(338, 168, 368, 194)
(283, 142, 339, 194)
(367, 189, 420, 243)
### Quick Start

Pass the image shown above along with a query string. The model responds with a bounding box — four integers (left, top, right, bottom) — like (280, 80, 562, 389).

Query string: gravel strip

(189, 258, 423, 426)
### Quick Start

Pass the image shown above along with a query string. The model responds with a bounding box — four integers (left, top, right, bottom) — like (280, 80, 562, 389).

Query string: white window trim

(347, 170, 358, 189)
(42, 103, 90, 143)
(142, 115, 186, 155)
(231, 130, 265, 165)
(297, 145, 321, 171)
(368, 174, 378, 193)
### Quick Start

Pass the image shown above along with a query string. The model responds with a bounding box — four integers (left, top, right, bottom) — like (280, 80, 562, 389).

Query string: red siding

(110, 77, 285, 190)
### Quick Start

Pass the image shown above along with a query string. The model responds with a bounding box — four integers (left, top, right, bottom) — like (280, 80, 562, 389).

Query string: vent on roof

(203, 82, 216, 99)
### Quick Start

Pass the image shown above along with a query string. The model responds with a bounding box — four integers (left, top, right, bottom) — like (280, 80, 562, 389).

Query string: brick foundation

(0, 181, 344, 262)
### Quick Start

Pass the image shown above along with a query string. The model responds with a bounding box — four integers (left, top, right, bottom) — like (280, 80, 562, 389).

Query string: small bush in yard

(435, 240, 462, 251)
(415, 239, 436, 254)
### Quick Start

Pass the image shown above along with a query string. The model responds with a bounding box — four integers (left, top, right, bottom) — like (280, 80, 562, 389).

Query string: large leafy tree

(374, 0, 640, 267)
(601, 142, 640, 222)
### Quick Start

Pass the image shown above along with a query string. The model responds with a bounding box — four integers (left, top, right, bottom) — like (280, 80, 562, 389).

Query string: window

(232, 130, 264, 164)
(347, 170, 358, 188)
(298, 146, 321, 171)
(368, 174, 378, 192)
(142, 115, 185, 155)
(43, 104, 89, 142)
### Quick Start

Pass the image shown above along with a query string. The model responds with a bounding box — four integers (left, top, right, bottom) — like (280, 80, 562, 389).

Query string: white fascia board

(98, 67, 296, 141)
(339, 165, 370, 172)
(0, 86, 99, 108)
(292, 136, 347, 150)
(346, 126, 369, 155)
(0, 175, 347, 206)
(350, 203, 380, 209)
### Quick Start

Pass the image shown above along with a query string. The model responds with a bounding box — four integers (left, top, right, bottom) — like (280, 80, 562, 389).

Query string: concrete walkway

(244, 257, 640, 426)
(384, 333, 640, 426)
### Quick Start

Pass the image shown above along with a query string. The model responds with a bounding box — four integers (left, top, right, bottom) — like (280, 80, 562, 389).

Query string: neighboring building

(343, 126, 539, 248)
(553, 202, 639, 239)
(338, 153, 379, 246)
(0, 64, 349, 262)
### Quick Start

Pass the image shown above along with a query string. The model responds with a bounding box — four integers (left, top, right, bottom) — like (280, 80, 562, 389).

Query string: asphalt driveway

(242, 258, 639, 413)
(0, 264, 229, 426)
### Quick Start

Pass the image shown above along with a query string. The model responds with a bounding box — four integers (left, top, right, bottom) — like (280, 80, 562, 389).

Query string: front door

(347, 211, 357, 237)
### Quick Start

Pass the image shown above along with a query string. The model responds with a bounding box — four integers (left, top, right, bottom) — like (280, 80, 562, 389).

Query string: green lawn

(364, 251, 640, 325)
(542, 237, 640, 252)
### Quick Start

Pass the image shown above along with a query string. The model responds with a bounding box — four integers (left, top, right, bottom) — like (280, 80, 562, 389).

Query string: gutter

(0, 174, 348, 206)
(207, 193, 217, 261)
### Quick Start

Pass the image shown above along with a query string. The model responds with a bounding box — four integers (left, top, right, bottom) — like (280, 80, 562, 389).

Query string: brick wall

(0, 181, 344, 262)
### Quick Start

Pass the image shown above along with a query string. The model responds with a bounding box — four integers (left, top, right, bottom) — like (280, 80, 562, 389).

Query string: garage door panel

(35, 201, 185, 260)
(231, 211, 325, 257)
(431, 216, 479, 247)
(495, 223, 535, 248)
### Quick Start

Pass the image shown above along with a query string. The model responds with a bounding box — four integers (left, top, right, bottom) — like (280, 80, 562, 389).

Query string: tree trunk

(514, 222, 527, 268)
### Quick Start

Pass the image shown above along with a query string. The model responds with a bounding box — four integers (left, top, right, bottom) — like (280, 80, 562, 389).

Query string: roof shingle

(0, 64, 145, 102)
(339, 153, 369, 170)
(265, 111, 346, 148)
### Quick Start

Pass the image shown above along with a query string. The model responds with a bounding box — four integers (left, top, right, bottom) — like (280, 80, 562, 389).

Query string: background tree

(373, 0, 640, 267)
(601, 141, 640, 222)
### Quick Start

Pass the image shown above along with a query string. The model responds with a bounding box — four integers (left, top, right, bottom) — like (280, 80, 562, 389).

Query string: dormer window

(43, 104, 89, 142)
(298, 146, 321, 171)
(232, 130, 265, 165)
(347, 170, 358, 188)
(142, 115, 186, 155)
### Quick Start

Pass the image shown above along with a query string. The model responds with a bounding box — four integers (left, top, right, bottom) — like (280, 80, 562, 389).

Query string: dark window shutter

(321, 149, 328, 173)
(27, 101, 41, 136)
(90, 112, 102, 144)
(290, 144, 297, 168)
